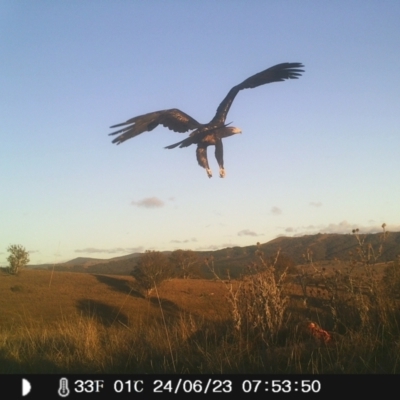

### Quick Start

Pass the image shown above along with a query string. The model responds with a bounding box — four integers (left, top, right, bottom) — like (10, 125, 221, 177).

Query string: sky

(1, 1, 400, 265)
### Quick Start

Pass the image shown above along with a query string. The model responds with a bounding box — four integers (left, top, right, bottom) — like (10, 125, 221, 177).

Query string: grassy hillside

(0, 269, 231, 373)
(0, 269, 228, 331)
(28, 232, 400, 277)
(1, 242, 400, 373)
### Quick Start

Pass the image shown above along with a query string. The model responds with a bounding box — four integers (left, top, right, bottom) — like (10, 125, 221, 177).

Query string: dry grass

(0, 269, 234, 373)
(1, 234, 400, 373)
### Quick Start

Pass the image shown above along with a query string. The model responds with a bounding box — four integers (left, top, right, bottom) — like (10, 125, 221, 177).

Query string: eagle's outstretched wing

(109, 108, 201, 144)
(211, 62, 304, 125)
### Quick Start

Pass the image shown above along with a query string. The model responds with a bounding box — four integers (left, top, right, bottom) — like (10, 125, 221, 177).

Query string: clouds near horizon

(281, 221, 398, 237)
(238, 229, 263, 237)
(75, 247, 144, 254)
(131, 197, 164, 208)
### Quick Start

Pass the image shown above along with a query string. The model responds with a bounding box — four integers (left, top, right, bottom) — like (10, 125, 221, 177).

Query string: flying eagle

(109, 62, 304, 178)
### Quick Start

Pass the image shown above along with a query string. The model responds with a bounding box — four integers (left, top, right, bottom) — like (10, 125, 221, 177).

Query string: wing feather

(211, 62, 304, 124)
(109, 108, 201, 144)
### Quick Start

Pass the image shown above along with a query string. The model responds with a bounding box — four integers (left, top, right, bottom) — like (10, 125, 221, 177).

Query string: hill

(28, 232, 400, 276)
(2, 250, 400, 373)
(0, 269, 227, 330)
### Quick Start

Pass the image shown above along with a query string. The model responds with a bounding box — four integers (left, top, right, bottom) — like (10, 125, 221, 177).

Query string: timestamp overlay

(2, 374, 393, 398)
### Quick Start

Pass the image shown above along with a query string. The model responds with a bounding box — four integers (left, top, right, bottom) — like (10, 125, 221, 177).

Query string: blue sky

(1, 1, 399, 265)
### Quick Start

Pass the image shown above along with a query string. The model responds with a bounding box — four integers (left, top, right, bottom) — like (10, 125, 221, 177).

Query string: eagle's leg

(214, 139, 225, 178)
(196, 145, 213, 178)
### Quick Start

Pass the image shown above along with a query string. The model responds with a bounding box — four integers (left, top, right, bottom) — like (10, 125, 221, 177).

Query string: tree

(169, 250, 199, 279)
(7, 245, 30, 275)
(131, 251, 173, 296)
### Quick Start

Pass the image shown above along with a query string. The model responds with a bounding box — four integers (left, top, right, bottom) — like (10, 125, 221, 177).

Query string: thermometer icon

(58, 377, 70, 397)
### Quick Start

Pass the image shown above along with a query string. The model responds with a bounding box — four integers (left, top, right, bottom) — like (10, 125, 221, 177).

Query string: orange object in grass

(308, 322, 331, 343)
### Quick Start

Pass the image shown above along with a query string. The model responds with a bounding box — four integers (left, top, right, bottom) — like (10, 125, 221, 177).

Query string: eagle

(109, 62, 304, 178)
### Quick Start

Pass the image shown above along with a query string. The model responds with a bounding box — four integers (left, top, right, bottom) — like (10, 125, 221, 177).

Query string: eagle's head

(219, 126, 242, 138)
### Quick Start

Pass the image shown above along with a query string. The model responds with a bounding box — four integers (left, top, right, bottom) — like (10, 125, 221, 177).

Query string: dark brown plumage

(109, 62, 304, 178)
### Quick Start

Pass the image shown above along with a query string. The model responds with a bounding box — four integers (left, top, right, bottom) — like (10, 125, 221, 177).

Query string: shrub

(7, 245, 30, 275)
(207, 245, 289, 345)
(169, 250, 200, 279)
(131, 251, 174, 296)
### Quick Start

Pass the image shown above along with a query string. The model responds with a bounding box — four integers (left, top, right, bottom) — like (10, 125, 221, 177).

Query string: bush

(131, 251, 174, 296)
(207, 246, 289, 345)
(238, 247, 289, 344)
(169, 250, 200, 279)
(7, 245, 30, 275)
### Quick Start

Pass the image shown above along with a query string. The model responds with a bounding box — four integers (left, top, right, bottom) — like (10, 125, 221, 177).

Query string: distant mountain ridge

(61, 252, 144, 266)
(28, 232, 400, 276)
